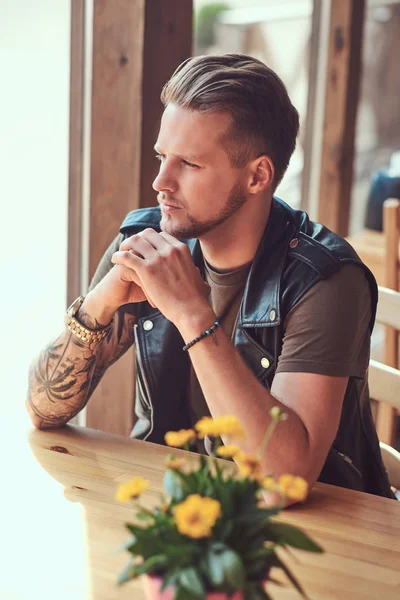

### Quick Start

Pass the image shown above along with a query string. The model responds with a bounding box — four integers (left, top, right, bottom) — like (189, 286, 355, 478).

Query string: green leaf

(179, 567, 205, 598)
(268, 523, 323, 553)
(175, 584, 203, 600)
(206, 542, 226, 585)
(136, 511, 153, 522)
(243, 581, 273, 600)
(117, 561, 134, 585)
(132, 554, 169, 577)
(160, 570, 179, 592)
(164, 469, 185, 501)
(206, 543, 245, 590)
(115, 535, 136, 554)
(269, 554, 308, 599)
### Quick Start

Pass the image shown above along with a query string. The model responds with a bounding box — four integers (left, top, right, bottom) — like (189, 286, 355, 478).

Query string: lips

(161, 203, 181, 213)
(158, 194, 181, 209)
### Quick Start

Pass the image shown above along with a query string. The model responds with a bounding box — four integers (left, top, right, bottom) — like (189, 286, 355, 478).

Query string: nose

(152, 162, 178, 194)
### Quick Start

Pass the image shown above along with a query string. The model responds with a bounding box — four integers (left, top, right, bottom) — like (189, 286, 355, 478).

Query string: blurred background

(1, 0, 399, 441)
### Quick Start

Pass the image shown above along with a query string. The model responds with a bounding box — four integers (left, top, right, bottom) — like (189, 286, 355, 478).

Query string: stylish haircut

(161, 54, 299, 190)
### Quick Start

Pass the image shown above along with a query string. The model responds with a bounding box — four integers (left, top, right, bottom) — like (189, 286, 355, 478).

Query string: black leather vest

(119, 197, 394, 499)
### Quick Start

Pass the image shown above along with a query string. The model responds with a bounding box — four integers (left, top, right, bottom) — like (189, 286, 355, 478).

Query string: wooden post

(318, 0, 365, 236)
(140, 1, 194, 209)
(85, 0, 193, 434)
(67, 0, 85, 307)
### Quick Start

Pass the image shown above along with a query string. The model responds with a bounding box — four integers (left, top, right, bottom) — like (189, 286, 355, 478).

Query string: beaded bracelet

(182, 317, 222, 352)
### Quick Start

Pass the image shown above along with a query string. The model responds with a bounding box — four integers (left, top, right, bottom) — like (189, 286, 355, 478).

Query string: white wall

(0, 0, 71, 418)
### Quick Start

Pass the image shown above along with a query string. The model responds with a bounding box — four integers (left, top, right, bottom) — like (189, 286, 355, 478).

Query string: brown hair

(161, 54, 299, 190)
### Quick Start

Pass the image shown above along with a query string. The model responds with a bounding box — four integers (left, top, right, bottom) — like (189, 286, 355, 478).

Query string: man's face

(153, 104, 248, 240)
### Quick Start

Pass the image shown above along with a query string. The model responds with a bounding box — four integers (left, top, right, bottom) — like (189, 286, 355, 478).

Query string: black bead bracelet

(182, 317, 222, 351)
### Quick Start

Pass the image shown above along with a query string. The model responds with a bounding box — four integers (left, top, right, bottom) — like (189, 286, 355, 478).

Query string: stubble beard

(159, 180, 247, 240)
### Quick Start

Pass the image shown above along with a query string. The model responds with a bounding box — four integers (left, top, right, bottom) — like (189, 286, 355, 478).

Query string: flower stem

(257, 418, 279, 460)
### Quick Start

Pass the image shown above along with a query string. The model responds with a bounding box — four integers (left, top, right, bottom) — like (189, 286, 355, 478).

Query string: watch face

(67, 296, 84, 317)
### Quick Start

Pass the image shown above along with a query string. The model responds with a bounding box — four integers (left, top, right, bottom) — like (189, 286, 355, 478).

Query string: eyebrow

(153, 145, 205, 163)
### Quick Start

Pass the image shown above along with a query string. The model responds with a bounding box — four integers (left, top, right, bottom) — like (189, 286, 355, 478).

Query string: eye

(182, 159, 199, 169)
(155, 153, 164, 162)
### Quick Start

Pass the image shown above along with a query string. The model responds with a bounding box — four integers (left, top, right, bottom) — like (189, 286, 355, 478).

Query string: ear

(247, 155, 275, 194)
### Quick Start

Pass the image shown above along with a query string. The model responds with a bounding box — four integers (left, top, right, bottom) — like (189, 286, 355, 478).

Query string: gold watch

(64, 296, 111, 344)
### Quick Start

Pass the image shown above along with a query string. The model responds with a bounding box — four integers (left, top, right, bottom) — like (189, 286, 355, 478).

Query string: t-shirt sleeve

(276, 264, 372, 378)
(88, 233, 125, 292)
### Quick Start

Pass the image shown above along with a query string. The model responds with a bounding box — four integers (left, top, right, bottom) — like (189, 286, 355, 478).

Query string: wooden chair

(369, 286, 400, 446)
(379, 442, 400, 493)
(375, 199, 400, 446)
(345, 198, 400, 287)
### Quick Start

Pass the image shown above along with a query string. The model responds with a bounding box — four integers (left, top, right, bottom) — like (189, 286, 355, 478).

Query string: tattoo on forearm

(27, 309, 135, 428)
(76, 308, 109, 330)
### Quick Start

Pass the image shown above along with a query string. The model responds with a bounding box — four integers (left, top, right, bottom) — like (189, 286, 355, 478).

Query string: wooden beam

(139, 0, 194, 208)
(86, 0, 193, 435)
(318, 0, 365, 236)
(67, 0, 85, 307)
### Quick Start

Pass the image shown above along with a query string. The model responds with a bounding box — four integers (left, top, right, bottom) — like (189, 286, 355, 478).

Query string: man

(27, 54, 394, 499)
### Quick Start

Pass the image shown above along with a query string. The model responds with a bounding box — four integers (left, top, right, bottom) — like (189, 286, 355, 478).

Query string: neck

(199, 194, 273, 270)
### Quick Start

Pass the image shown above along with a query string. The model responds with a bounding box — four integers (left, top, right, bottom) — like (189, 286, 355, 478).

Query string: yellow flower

(237, 453, 263, 480)
(278, 475, 308, 502)
(165, 457, 186, 469)
(174, 494, 222, 539)
(195, 415, 246, 440)
(216, 444, 242, 459)
(262, 476, 277, 490)
(116, 477, 149, 503)
(165, 429, 196, 447)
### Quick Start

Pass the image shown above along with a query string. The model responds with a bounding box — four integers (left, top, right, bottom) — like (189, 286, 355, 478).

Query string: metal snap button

(269, 309, 276, 322)
(289, 238, 299, 248)
(261, 357, 270, 369)
(143, 320, 154, 331)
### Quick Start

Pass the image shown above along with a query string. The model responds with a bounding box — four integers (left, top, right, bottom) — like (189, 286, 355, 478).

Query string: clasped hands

(111, 228, 211, 327)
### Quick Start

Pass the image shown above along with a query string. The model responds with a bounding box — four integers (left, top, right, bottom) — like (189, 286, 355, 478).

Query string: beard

(159, 180, 247, 240)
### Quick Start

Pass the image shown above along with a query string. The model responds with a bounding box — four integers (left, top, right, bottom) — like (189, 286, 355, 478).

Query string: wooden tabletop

(3, 422, 400, 600)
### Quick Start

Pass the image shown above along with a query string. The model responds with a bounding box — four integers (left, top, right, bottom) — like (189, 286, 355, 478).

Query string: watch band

(64, 296, 112, 344)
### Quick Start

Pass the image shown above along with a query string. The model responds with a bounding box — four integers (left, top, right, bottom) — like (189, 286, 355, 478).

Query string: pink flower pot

(143, 574, 245, 600)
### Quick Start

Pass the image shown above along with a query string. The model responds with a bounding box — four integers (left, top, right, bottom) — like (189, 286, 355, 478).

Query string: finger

(139, 228, 180, 254)
(117, 265, 157, 308)
(116, 264, 142, 287)
(119, 234, 158, 260)
(158, 230, 184, 248)
(112, 250, 143, 269)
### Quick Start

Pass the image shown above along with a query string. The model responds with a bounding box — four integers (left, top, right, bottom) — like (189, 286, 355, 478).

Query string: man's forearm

(26, 308, 135, 429)
(177, 310, 311, 479)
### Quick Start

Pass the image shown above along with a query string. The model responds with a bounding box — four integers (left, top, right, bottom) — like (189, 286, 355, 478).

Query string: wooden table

(3, 422, 400, 600)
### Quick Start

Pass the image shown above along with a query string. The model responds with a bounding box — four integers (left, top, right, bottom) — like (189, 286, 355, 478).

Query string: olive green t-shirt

(188, 263, 371, 451)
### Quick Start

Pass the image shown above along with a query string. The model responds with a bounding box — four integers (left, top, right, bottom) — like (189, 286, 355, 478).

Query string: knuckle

(120, 234, 137, 250)
(179, 244, 190, 257)
(166, 245, 178, 258)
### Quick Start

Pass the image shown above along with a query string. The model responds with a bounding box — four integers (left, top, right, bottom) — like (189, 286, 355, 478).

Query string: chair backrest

(379, 442, 400, 493)
(383, 198, 400, 293)
(371, 285, 400, 444)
